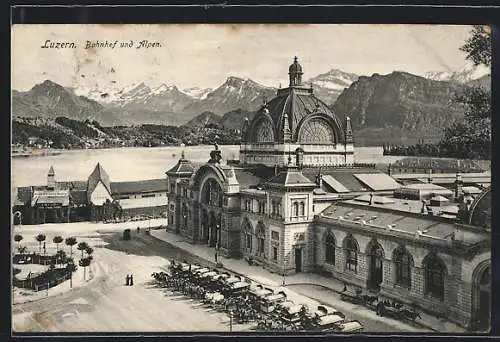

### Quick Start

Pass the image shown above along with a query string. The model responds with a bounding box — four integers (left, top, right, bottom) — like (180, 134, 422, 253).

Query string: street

(13, 224, 426, 333)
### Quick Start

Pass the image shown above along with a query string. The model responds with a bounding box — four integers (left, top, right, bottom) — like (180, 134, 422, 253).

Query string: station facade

(166, 58, 491, 330)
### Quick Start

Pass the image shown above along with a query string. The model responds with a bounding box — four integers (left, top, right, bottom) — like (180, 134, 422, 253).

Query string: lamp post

(215, 224, 220, 264)
(282, 255, 286, 286)
(229, 308, 233, 333)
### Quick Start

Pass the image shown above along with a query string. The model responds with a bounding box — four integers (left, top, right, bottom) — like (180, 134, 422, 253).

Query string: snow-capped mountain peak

(182, 86, 213, 100)
(424, 64, 490, 84)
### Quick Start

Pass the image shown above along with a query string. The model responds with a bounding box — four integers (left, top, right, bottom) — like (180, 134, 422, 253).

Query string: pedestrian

(342, 283, 347, 292)
(130, 274, 134, 286)
(126, 274, 130, 286)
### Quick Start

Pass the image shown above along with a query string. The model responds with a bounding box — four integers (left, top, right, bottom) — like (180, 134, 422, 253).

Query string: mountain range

(12, 66, 490, 143)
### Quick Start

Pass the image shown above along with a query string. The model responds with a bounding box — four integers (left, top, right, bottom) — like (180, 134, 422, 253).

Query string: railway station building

(166, 57, 491, 330)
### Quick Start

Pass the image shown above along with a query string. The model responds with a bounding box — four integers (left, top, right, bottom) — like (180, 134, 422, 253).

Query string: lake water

(11, 145, 404, 196)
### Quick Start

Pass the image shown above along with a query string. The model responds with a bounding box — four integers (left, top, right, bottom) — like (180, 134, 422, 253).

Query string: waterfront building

(13, 163, 168, 225)
(166, 57, 491, 330)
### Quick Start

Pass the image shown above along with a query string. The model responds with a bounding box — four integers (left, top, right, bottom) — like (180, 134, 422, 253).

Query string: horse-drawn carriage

(336, 320, 364, 333)
(313, 314, 345, 332)
(376, 300, 421, 321)
(314, 305, 345, 319)
(340, 287, 364, 305)
(259, 292, 286, 313)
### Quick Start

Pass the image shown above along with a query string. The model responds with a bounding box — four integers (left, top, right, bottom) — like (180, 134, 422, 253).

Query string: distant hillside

(12, 80, 105, 121)
(332, 72, 469, 143)
(182, 111, 222, 130)
(218, 108, 256, 131)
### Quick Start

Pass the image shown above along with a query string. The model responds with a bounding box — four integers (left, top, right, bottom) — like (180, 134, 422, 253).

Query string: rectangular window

(273, 247, 278, 261)
(271, 231, 279, 240)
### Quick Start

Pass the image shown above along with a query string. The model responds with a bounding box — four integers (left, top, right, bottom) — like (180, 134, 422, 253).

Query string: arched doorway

(367, 239, 384, 291)
(473, 264, 490, 331)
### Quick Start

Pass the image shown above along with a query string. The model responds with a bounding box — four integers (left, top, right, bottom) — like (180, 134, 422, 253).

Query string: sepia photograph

(11, 23, 491, 334)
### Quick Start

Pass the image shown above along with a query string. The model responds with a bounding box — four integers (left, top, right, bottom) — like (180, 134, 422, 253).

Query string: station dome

(245, 57, 346, 145)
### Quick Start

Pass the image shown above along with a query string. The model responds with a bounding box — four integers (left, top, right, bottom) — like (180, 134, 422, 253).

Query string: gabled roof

(69, 190, 88, 205)
(263, 165, 316, 188)
(166, 152, 195, 175)
(48, 166, 55, 176)
(56, 181, 87, 190)
(110, 179, 168, 195)
(87, 163, 112, 198)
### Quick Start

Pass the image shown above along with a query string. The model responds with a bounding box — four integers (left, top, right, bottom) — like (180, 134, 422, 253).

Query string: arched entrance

(473, 264, 490, 331)
(367, 239, 384, 291)
(199, 177, 223, 246)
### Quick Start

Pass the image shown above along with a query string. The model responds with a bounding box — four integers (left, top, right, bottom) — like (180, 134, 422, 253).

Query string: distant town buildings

(13, 164, 167, 225)
(166, 57, 491, 330)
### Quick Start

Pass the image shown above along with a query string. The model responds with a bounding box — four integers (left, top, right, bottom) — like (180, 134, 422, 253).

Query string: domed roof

(289, 56, 303, 73)
(247, 87, 345, 144)
(468, 186, 491, 228)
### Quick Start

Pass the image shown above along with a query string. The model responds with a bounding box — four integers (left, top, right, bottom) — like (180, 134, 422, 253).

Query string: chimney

(455, 173, 463, 200)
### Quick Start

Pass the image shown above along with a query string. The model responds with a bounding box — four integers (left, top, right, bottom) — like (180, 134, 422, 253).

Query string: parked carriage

(259, 292, 286, 313)
(224, 281, 251, 297)
(340, 286, 364, 305)
(312, 314, 345, 332)
(376, 301, 421, 321)
(336, 320, 364, 333)
(314, 305, 345, 319)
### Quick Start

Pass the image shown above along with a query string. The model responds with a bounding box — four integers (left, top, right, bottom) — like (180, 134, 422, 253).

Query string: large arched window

(344, 234, 359, 272)
(393, 246, 413, 288)
(201, 179, 223, 207)
(255, 119, 275, 143)
(299, 118, 336, 144)
(325, 231, 336, 265)
(423, 254, 445, 301)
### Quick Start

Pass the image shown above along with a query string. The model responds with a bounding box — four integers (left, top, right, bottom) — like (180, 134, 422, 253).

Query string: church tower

(47, 166, 55, 189)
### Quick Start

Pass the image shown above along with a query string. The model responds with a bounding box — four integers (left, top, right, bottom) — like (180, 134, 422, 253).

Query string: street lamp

(282, 255, 287, 286)
(229, 308, 233, 333)
(215, 224, 220, 264)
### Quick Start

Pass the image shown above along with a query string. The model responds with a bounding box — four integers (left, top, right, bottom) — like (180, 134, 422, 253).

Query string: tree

(56, 250, 67, 267)
(35, 234, 46, 254)
(65, 237, 77, 257)
(66, 259, 77, 288)
(85, 247, 94, 258)
(459, 25, 491, 67)
(78, 257, 92, 281)
(77, 242, 89, 259)
(14, 234, 23, 250)
(53, 236, 63, 253)
(440, 25, 492, 160)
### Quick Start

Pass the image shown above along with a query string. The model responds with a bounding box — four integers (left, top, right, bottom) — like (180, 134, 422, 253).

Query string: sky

(11, 24, 488, 92)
